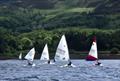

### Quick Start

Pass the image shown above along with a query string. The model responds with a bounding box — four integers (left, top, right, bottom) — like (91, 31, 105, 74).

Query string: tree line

(0, 27, 120, 59)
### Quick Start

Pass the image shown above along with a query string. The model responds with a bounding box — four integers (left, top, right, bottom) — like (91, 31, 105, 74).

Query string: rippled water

(0, 60, 120, 81)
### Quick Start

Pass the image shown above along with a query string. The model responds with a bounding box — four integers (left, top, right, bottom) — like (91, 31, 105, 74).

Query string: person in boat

(47, 60, 50, 64)
(67, 60, 76, 67)
(66, 61, 76, 67)
(53, 59, 56, 62)
(95, 59, 102, 66)
(67, 61, 72, 66)
(27, 60, 33, 65)
(60, 60, 76, 67)
(27, 59, 36, 66)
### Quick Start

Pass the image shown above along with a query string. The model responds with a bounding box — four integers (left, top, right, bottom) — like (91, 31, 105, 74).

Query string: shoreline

(0, 55, 120, 60)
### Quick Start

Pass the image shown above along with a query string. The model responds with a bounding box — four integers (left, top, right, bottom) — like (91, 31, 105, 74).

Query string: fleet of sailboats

(22, 35, 101, 67)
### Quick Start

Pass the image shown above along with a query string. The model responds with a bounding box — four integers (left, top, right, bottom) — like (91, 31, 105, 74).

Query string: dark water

(0, 60, 120, 81)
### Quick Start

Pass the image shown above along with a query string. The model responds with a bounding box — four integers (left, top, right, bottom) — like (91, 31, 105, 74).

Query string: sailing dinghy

(40, 44, 52, 64)
(86, 36, 98, 61)
(86, 37, 103, 66)
(19, 53, 22, 60)
(24, 48, 36, 66)
(54, 35, 70, 62)
(54, 35, 76, 67)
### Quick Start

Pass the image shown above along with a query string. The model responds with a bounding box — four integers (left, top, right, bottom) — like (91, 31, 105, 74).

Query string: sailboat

(54, 35, 70, 62)
(24, 48, 36, 66)
(40, 44, 55, 64)
(86, 36, 98, 61)
(40, 44, 50, 63)
(19, 53, 22, 60)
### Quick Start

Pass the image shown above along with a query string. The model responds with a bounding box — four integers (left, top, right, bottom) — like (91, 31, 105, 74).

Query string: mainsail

(86, 36, 98, 61)
(19, 53, 22, 60)
(54, 35, 70, 61)
(24, 48, 35, 61)
(40, 44, 49, 60)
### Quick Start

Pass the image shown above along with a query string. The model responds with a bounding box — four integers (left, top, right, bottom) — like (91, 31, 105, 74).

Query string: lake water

(0, 60, 120, 81)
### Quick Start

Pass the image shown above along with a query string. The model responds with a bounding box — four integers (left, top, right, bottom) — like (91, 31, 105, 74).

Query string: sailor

(53, 59, 56, 62)
(67, 60, 76, 67)
(67, 61, 72, 66)
(60, 60, 76, 67)
(27, 59, 36, 66)
(95, 59, 102, 66)
(48, 60, 50, 64)
(27, 60, 33, 65)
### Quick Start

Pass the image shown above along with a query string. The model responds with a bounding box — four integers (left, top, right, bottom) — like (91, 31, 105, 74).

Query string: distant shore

(0, 52, 120, 60)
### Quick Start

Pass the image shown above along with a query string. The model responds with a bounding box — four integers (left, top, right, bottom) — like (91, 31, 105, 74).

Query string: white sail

(54, 35, 70, 61)
(86, 37, 98, 61)
(19, 53, 22, 60)
(24, 48, 35, 61)
(89, 41, 98, 58)
(40, 44, 49, 60)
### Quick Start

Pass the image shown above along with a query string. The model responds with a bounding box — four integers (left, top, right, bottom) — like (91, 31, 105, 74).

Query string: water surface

(0, 60, 120, 81)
